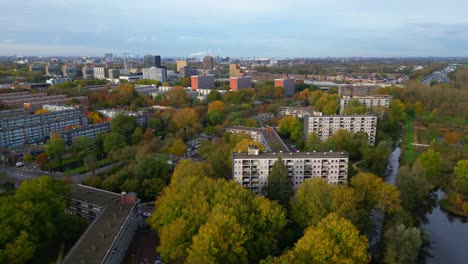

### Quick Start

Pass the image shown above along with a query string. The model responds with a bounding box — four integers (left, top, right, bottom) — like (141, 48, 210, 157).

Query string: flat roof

(226, 126, 289, 152)
(233, 151, 349, 159)
(63, 184, 137, 264)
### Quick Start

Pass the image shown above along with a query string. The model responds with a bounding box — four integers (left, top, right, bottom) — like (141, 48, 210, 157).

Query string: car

(15, 162, 25, 167)
(142, 212, 152, 218)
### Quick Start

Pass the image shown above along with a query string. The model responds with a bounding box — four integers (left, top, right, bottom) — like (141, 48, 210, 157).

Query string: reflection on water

(423, 190, 468, 264)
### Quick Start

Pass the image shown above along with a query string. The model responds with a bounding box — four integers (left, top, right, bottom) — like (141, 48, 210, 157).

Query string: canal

(385, 146, 468, 264)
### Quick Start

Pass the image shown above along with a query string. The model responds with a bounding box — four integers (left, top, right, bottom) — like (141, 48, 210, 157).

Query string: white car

(142, 212, 152, 218)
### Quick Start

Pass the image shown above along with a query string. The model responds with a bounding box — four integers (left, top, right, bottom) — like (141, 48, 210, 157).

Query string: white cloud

(188, 50, 213, 56)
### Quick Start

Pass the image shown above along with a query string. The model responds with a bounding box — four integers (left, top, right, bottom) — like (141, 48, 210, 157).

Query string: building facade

(274, 77, 296, 97)
(191, 75, 215, 90)
(338, 85, 380, 97)
(142, 67, 167, 82)
(94, 67, 109, 79)
(45, 64, 61, 75)
(176, 60, 188, 72)
(230, 63, 245, 77)
(0, 108, 87, 147)
(82, 66, 94, 79)
(233, 147, 349, 194)
(62, 65, 78, 77)
(57, 122, 111, 146)
(277, 106, 313, 118)
(230, 76, 252, 91)
(339, 95, 392, 113)
(144, 55, 161, 68)
(203, 56, 214, 71)
(304, 114, 377, 145)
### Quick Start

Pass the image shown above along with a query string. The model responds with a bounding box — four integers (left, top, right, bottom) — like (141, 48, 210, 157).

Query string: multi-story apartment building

(304, 113, 377, 145)
(1, 93, 68, 111)
(203, 56, 214, 71)
(339, 95, 392, 113)
(144, 55, 161, 68)
(108, 69, 120, 79)
(62, 65, 78, 77)
(191, 75, 215, 90)
(134, 85, 158, 96)
(45, 64, 61, 75)
(82, 66, 94, 79)
(57, 122, 111, 146)
(230, 63, 245, 77)
(338, 85, 380, 97)
(94, 67, 109, 79)
(142, 67, 167, 82)
(63, 184, 142, 264)
(0, 108, 87, 147)
(233, 146, 349, 194)
(176, 60, 188, 72)
(230, 76, 252, 91)
(275, 77, 296, 97)
(29, 64, 45, 73)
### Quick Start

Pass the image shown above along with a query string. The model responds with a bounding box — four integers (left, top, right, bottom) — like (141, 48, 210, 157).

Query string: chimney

(247, 145, 259, 156)
(121, 191, 126, 203)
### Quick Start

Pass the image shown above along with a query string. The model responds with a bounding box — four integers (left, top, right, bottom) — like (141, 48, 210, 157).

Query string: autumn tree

(131, 127, 144, 145)
(290, 179, 364, 229)
(35, 153, 49, 167)
(350, 172, 401, 213)
(143, 127, 154, 143)
(232, 139, 266, 153)
(264, 213, 370, 264)
(172, 160, 215, 184)
(261, 158, 293, 207)
(172, 108, 200, 140)
(148, 176, 286, 263)
(169, 138, 187, 156)
(278, 115, 302, 144)
(343, 99, 367, 115)
(305, 132, 320, 151)
(208, 100, 225, 114)
(454, 160, 468, 195)
(444, 131, 462, 145)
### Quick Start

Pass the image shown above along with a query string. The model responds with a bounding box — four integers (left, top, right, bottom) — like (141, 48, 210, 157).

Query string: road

(0, 166, 55, 183)
(421, 65, 456, 85)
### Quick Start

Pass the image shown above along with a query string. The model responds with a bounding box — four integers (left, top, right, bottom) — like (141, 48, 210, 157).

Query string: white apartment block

(304, 114, 377, 145)
(340, 95, 392, 113)
(142, 67, 167, 82)
(232, 146, 349, 194)
(82, 66, 94, 79)
(94, 67, 109, 79)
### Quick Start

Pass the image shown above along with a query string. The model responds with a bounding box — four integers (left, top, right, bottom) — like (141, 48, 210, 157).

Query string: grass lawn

(404, 115, 419, 163)
(63, 158, 112, 176)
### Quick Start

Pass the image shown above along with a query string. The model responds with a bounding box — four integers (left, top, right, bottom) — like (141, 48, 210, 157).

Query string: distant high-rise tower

(176, 60, 188, 72)
(203, 56, 214, 71)
(144, 55, 161, 68)
(230, 63, 245, 77)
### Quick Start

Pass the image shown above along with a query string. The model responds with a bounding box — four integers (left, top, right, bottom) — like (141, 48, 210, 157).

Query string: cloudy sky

(1, 0, 468, 57)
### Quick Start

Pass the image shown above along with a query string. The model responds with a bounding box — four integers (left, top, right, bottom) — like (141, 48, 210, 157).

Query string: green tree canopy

(417, 148, 442, 179)
(103, 132, 126, 153)
(382, 224, 422, 264)
(110, 114, 138, 140)
(45, 137, 65, 162)
(261, 158, 293, 208)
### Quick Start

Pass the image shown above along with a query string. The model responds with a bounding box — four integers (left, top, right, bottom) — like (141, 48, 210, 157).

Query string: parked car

(15, 161, 25, 167)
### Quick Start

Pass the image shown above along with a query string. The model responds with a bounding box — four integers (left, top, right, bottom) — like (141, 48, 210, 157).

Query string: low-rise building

(232, 146, 349, 194)
(62, 184, 142, 264)
(304, 113, 377, 145)
(277, 106, 314, 118)
(57, 122, 111, 145)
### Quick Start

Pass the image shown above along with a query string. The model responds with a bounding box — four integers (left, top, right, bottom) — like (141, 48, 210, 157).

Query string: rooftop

(233, 150, 349, 159)
(63, 184, 138, 264)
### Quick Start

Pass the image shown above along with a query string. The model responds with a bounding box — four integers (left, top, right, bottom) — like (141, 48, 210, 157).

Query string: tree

(290, 179, 363, 228)
(169, 139, 187, 156)
(265, 213, 370, 264)
(207, 110, 224, 125)
(454, 160, 468, 180)
(305, 132, 320, 151)
(350, 172, 401, 213)
(208, 100, 225, 114)
(382, 224, 422, 264)
(83, 154, 98, 175)
(35, 153, 48, 167)
(207, 90, 222, 102)
(417, 149, 442, 179)
(232, 139, 266, 153)
(261, 158, 293, 207)
(143, 127, 154, 143)
(110, 114, 138, 140)
(70, 136, 89, 160)
(444, 131, 462, 145)
(414, 101, 424, 115)
(131, 127, 144, 145)
(148, 176, 286, 263)
(83, 175, 102, 188)
(172, 108, 200, 139)
(23, 153, 33, 165)
(322, 99, 340, 115)
(103, 132, 126, 153)
(172, 160, 215, 184)
(396, 165, 433, 212)
(45, 137, 65, 164)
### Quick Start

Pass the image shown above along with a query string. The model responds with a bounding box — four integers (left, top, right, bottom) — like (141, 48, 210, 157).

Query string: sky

(1, 0, 468, 57)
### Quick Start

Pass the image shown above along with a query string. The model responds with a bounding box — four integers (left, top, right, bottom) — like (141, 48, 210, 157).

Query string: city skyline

(1, 0, 468, 57)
